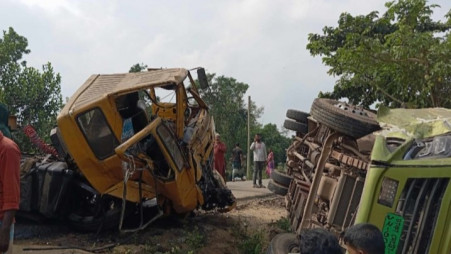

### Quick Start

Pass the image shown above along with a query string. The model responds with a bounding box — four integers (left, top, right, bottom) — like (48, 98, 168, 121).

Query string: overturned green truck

(268, 98, 451, 254)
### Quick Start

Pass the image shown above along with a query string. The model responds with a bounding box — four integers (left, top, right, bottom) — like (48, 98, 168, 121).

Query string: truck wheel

(266, 233, 299, 254)
(283, 119, 308, 134)
(286, 109, 309, 124)
(310, 98, 380, 139)
(268, 179, 288, 196)
(68, 208, 121, 232)
(271, 170, 292, 188)
(66, 181, 125, 232)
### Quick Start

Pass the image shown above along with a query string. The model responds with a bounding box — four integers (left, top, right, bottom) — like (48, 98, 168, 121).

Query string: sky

(1, 0, 449, 129)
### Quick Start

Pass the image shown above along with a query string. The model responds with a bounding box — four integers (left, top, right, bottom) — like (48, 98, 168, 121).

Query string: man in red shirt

(0, 130, 20, 253)
(213, 133, 227, 181)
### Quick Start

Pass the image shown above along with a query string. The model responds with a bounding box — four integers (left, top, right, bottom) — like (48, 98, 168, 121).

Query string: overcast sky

(1, 0, 449, 128)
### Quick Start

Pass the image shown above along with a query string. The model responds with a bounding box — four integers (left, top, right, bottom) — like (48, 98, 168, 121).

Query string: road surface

(227, 178, 273, 200)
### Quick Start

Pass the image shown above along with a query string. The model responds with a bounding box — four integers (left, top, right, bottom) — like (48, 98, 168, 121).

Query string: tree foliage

(198, 74, 263, 162)
(0, 27, 30, 76)
(0, 27, 63, 152)
(129, 63, 148, 73)
(198, 73, 291, 167)
(307, 0, 451, 108)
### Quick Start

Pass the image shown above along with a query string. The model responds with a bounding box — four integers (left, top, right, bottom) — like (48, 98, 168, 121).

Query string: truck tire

(283, 119, 308, 134)
(310, 98, 380, 139)
(66, 181, 126, 232)
(268, 179, 288, 196)
(286, 109, 309, 124)
(68, 208, 121, 232)
(266, 233, 300, 254)
(271, 170, 292, 188)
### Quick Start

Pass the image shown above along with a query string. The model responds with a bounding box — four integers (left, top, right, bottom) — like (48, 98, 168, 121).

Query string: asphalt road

(227, 178, 273, 200)
(12, 179, 275, 253)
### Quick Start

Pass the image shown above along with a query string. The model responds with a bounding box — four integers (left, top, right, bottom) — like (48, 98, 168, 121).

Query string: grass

(185, 225, 206, 251)
(232, 219, 265, 254)
(239, 230, 264, 254)
(275, 217, 291, 232)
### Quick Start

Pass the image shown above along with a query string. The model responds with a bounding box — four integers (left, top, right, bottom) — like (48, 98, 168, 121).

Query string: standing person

(250, 134, 267, 188)
(231, 143, 245, 181)
(343, 223, 385, 254)
(0, 130, 21, 254)
(266, 148, 274, 177)
(213, 133, 227, 181)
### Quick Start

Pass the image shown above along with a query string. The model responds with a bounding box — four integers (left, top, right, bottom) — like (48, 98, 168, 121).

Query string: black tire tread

(266, 233, 299, 254)
(268, 179, 288, 196)
(283, 119, 308, 134)
(286, 109, 309, 124)
(67, 209, 121, 232)
(271, 170, 292, 187)
(310, 98, 380, 138)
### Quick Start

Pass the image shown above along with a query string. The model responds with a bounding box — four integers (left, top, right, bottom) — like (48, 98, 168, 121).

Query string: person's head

(254, 134, 261, 142)
(0, 103, 12, 138)
(235, 143, 240, 147)
(215, 133, 221, 142)
(299, 228, 343, 254)
(343, 223, 385, 254)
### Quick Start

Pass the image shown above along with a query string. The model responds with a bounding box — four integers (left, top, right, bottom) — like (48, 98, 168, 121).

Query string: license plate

(382, 213, 404, 254)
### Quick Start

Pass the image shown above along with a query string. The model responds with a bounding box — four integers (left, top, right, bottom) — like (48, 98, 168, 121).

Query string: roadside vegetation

(307, 0, 451, 109)
(0, 27, 63, 153)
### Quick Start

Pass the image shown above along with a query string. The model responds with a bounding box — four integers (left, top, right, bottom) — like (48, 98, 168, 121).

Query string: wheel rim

(334, 102, 369, 117)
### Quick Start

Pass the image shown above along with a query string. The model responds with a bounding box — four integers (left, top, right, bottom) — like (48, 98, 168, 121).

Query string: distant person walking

(250, 134, 267, 188)
(214, 133, 227, 181)
(266, 148, 274, 177)
(231, 143, 245, 181)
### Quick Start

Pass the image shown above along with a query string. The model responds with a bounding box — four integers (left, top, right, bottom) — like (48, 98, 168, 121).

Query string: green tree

(199, 74, 263, 161)
(0, 27, 30, 73)
(129, 63, 148, 73)
(307, 0, 451, 108)
(0, 27, 63, 152)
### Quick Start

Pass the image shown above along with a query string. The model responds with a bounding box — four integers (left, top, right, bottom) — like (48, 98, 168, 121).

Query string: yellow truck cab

(20, 68, 235, 231)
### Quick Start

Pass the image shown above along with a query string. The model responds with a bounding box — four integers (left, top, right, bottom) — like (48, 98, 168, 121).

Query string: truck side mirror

(197, 68, 209, 90)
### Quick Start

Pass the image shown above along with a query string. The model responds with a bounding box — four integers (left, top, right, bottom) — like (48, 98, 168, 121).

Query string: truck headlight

(406, 135, 451, 159)
(432, 135, 451, 156)
(378, 177, 399, 207)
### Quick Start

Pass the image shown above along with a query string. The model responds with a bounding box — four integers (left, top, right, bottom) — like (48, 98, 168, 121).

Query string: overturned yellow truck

(268, 99, 451, 254)
(20, 68, 235, 231)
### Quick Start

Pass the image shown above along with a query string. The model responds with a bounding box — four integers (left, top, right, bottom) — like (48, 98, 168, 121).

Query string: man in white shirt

(250, 134, 267, 188)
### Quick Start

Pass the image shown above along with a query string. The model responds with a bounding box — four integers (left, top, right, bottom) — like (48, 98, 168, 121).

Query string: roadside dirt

(15, 195, 288, 254)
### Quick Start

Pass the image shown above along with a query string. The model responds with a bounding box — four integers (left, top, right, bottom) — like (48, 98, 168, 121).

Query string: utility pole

(247, 96, 251, 178)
